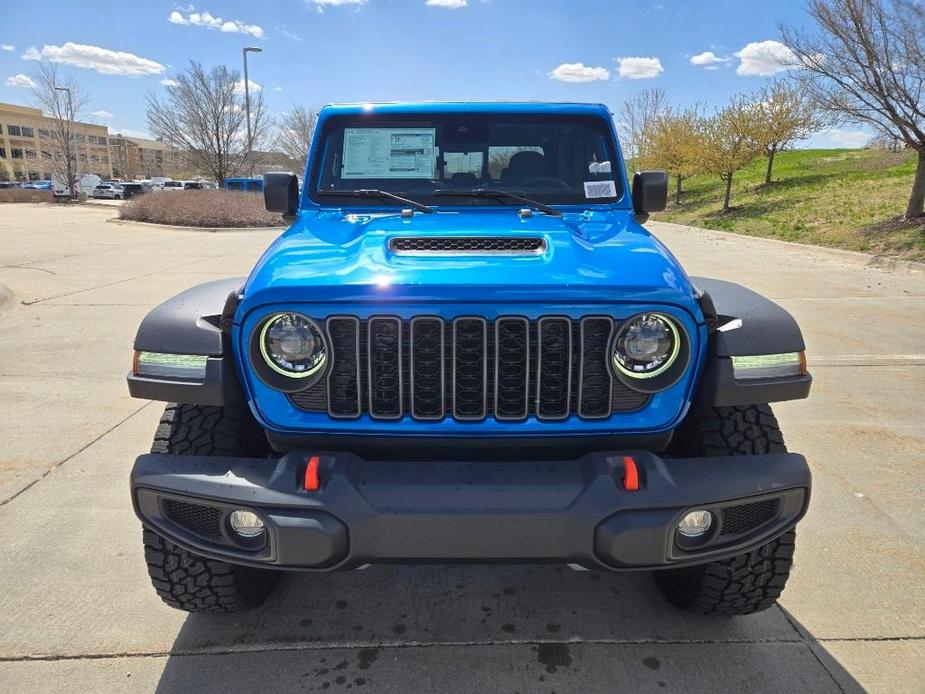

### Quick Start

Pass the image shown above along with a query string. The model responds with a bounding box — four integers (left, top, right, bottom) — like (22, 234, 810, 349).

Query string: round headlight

(612, 313, 681, 379)
(259, 313, 327, 378)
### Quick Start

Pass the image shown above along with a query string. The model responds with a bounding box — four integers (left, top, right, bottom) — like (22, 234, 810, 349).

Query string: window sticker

(583, 180, 617, 199)
(588, 160, 612, 174)
(342, 128, 437, 179)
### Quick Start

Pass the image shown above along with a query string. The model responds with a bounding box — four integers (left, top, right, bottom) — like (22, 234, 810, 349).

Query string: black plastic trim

(131, 448, 810, 571)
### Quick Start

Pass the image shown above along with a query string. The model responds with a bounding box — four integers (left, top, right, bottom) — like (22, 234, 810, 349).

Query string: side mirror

(264, 172, 300, 220)
(632, 171, 668, 222)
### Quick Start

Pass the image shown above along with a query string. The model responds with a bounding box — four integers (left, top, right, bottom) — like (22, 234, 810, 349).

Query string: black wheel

(143, 403, 277, 613)
(655, 404, 796, 615)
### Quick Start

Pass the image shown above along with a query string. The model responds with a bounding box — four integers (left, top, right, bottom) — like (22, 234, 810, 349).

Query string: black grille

(389, 236, 546, 255)
(495, 318, 529, 420)
(721, 499, 779, 536)
(453, 318, 488, 419)
(289, 315, 651, 421)
(579, 318, 614, 418)
(368, 317, 402, 419)
(163, 499, 223, 539)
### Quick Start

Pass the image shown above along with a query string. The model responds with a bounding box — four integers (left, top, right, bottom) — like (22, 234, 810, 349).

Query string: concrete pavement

(0, 203, 922, 693)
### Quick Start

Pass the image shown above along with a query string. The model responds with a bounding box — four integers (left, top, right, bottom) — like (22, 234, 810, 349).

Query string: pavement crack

(0, 401, 153, 508)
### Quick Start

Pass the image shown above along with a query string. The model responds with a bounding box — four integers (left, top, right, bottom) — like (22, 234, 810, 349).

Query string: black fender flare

(127, 278, 245, 406)
(693, 277, 812, 406)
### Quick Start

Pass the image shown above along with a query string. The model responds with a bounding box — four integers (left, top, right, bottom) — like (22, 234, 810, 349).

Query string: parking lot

(0, 203, 922, 693)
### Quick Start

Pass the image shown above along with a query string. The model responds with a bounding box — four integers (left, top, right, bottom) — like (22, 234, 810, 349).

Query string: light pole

(54, 86, 76, 197)
(242, 46, 262, 177)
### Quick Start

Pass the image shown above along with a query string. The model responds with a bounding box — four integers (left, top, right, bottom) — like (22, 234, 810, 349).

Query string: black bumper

(131, 450, 810, 572)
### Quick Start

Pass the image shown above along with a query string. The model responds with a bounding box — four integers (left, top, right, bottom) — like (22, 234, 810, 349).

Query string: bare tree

(696, 96, 765, 212)
(752, 79, 823, 184)
(30, 63, 90, 196)
(275, 105, 318, 173)
(780, 0, 925, 219)
(619, 89, 668, 164)
(146, 61, 270, 185)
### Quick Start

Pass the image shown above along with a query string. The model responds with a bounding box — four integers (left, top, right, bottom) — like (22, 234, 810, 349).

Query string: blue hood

(239, 208, 700, 317)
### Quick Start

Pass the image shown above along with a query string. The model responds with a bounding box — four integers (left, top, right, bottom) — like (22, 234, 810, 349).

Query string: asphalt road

(0, 204, 922, 693)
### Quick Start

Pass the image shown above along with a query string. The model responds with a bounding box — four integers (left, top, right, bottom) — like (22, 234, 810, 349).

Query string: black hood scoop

(388, 236, 547, 256)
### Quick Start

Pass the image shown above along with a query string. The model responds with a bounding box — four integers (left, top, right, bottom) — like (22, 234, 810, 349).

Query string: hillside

(652, 148, 924, 262)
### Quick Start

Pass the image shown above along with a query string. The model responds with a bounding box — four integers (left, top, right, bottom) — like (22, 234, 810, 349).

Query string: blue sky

(1, 0, 869, 148)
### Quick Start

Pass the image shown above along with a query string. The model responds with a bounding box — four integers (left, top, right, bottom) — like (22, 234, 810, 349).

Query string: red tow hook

(622, 456, 639, 491)
(303, 455, 321, 491)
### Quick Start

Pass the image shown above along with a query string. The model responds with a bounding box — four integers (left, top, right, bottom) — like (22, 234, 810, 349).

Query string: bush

(119, 189, 283, 228)
(0, 189, 55, 203)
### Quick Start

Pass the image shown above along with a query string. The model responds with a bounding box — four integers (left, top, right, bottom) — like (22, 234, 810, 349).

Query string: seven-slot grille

(289, 315, 650, 421)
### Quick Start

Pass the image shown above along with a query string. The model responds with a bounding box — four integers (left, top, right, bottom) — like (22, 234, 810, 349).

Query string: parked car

(224, 177, 264, 193)
(127, 102, 813, 617)
(119, 182, 147, 199)
(92, 183, 125, 200)
(162, 180, 204, 191)
(53, 174, 101, 198)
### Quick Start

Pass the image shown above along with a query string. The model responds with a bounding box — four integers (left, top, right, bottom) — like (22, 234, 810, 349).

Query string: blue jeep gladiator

(127, 102, 812, 616)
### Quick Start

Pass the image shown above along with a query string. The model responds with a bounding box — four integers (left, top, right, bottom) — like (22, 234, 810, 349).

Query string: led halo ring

(612, 313, 683, 380)
(258, 312, 328, 379)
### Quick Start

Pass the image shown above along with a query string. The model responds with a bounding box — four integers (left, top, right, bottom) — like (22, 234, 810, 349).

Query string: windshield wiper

(318, 189, 434, 214)
(433, 189, 562, 217)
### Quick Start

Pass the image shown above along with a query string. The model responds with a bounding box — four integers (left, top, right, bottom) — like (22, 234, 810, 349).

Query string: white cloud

(160, 78, 178, 87)
(277, 25, 302, 42)
(815, 128, 871, 149)
(734, 40, 796, 76)
(617, 56, 664, 80)
(273, 86, 283, 92)
(1, 44, 14, 52)
(310, 0, 367, 8)
(548, 62, 610, 83)
(690, 51, 730, 69)
(235, 78, 262, 93)
(21, 42, 165, 76)
(91, 110, 114, 119)
(426, 0, 468, 8)
(5, 73, 36, 88)
(168, 10, 264, 38)
(113, 127, 153, 139)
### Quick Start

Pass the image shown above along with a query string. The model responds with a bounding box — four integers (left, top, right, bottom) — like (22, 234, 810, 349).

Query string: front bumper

(131, 449, 810, 571)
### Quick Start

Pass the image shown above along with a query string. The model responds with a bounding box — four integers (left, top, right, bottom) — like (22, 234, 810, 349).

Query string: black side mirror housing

(264, 172, 300, 220)
(632, 171, 668, 222)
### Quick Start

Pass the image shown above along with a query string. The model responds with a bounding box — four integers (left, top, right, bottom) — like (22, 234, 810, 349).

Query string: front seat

(500, 151, 549, 186)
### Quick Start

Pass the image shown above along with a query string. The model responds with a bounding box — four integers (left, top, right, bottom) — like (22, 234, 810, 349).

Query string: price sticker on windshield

(583, 180, 617, 199)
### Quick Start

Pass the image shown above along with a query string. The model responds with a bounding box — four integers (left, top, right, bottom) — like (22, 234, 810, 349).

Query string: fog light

(678, 510, 713, 538)
(229, 510, 265, 538)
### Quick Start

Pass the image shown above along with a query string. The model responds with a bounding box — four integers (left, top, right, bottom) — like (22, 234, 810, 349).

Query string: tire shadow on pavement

(153, 565, 862, 693)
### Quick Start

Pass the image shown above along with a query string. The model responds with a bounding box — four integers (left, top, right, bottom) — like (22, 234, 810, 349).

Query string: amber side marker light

(731, 352, 806, 380)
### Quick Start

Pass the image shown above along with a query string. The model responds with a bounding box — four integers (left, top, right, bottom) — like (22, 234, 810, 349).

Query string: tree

(780, 0, 925, 219)
(146, 61, 270, 185)
(275, 105, 318, 173)
(30, 63, 90, 196)
(640, 105, 703, 204)
(696, 96, 764, 212)
(619, 89, 668, 164)
(752, 79, 822, 184)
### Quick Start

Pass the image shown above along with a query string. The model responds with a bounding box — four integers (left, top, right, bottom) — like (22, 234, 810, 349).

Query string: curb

(649, 221, 925, 274)
(106, 217, 284, 233)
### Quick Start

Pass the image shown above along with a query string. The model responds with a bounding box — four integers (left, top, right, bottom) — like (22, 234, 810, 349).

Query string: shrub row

(0, 189, 55, 203)
(118, 189, 283, 228)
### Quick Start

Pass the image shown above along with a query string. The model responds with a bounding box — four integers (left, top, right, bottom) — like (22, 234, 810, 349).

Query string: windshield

(308, 112, 622, 207)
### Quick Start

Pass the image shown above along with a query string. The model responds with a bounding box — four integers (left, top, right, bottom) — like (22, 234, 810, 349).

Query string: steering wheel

(518, 176, 571, 190)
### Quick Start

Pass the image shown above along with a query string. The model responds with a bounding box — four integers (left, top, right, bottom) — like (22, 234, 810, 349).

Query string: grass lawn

(652, 148, 925, 262)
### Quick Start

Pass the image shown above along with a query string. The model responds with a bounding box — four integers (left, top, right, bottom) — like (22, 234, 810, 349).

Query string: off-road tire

(143, 403, 277, 613)
(655, 403, 796, 615)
